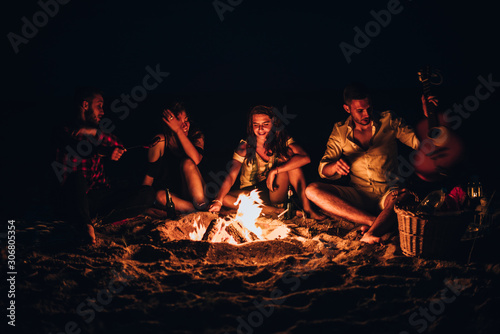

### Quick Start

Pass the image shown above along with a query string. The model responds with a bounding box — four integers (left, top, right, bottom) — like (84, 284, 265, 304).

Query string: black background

(2, 0, 499, 221)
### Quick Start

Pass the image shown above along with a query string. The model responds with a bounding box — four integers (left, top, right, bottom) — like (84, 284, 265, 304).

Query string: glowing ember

(234, 190, 264, 238)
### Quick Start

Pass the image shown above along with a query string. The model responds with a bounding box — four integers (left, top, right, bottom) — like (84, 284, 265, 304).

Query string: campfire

(189, 190, 290, 244)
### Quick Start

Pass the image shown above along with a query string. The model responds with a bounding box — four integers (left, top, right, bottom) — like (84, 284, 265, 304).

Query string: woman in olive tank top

(208, 105, 324, 220)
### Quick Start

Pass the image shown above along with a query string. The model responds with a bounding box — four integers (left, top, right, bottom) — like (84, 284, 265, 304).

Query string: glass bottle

(284, 186, 294, 219)
(416, 189, 446, 215)
(165, 188, 177, 219)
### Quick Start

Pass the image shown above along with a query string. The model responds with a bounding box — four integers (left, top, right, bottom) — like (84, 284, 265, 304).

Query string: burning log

(224, 221, 260, 244)
(233, 221, 260, 241)
(190, 191, 289, 244)
(202, 219, 219, 241)
(247, 230, 259, 242)
(200, 216, 262, 244)
(224, 224, 248, 244)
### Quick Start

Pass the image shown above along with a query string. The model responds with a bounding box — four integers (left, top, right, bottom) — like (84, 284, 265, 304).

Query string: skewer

(124, 137, 165, 150)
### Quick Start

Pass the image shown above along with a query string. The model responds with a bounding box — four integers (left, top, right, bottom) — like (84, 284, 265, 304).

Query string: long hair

(245, 105, 289, 164)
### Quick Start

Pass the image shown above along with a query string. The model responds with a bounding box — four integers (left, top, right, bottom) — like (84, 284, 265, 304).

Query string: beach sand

(6, 209, 500, 334)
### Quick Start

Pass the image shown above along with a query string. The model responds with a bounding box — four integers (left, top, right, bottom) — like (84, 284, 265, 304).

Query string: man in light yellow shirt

(306, 82, 432, 243)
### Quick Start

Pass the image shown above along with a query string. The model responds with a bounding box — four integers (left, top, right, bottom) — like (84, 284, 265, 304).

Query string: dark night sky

(2, 0, 499, 218)
(3, 0, 498, 95)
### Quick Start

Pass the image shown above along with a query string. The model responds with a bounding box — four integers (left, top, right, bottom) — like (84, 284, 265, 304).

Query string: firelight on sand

(189, 190, 290, 244)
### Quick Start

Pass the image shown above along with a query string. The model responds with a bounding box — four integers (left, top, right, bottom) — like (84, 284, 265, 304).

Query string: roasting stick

(124, 137, 164, 150)
(277, 209, 288, 220)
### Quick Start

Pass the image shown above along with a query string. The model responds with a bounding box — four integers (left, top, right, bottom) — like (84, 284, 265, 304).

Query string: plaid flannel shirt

(55, 126, 122, 191)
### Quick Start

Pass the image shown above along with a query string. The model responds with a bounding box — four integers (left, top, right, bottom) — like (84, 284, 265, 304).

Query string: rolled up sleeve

(390, 112, 420, 150)
(318, 126, 343, 180)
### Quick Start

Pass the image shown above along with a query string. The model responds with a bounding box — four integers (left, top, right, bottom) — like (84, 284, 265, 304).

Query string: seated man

(52, 87, 154, 244)
(306, 82, 432, 243)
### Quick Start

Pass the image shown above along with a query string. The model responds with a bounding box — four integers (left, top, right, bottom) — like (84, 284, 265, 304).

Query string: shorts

(326, 184, 398, 213)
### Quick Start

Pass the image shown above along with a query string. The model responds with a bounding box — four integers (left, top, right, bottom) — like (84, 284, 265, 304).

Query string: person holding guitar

(413, 66, 464, 182)
(305, 82, 436, 244)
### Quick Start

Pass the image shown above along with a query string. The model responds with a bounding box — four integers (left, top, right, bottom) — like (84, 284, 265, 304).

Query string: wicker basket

(395, 206, 473, 258)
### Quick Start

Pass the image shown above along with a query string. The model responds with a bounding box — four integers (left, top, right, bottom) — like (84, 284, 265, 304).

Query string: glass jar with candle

(467, 175, 483, 200)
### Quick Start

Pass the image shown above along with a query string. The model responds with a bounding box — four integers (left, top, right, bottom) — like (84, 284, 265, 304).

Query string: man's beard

(360, 118, 370, 125)
(354, 117, 371, 126)
(84, 110, 100, 127)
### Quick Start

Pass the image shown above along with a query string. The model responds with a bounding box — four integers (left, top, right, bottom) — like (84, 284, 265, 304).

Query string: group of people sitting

(52, 83, 434, 245)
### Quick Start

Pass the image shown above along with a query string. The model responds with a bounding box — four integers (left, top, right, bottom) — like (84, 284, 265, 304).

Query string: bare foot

(360, 232, 380, 244)
(85, 224, 96, 244)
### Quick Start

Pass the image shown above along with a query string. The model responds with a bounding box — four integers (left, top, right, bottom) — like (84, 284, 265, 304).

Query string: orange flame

(188, 216, 206, 240)
(234, 190, 264, 238)
(188, 190, 289, 244)
(189, 218, 239, 244)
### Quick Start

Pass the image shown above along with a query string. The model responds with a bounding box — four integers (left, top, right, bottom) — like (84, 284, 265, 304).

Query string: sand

(4, 209, 500, 334)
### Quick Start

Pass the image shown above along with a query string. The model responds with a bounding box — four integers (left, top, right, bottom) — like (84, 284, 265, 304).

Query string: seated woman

(143, 102, 207, 213)
(208, 105, 324, 219)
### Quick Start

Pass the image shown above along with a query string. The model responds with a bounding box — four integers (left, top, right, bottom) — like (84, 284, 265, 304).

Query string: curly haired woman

(208, 105, 324, 219)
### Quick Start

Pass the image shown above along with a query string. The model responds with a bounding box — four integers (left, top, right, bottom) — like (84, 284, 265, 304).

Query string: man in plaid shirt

(53, 87, 154, 244)
(54, 126, 124, 189)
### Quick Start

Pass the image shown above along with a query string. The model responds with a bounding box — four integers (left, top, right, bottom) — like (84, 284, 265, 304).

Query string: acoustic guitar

(413, 66, 464, 182)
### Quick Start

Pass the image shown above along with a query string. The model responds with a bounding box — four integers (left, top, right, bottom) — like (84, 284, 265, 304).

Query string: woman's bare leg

(222, 189, 245, 210)
(224, 189, 282, 216)
(269, 171, 289, 204)
(156, 190, 196, 213)
(180, 158, 207, 210)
